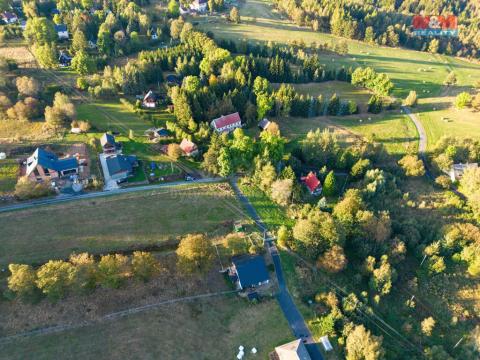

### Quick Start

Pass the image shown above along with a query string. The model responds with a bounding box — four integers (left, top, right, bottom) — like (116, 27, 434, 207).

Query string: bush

(403, 90, 417, 107)
(398, 154, 425, 176)
(97, 254, 130, 289)
(435, 175, 452, 189)
(7, 264, 37, 300)
(15, 177, 53, 200)
(367, 95, 383, 113)
(455, 92, 472, 109)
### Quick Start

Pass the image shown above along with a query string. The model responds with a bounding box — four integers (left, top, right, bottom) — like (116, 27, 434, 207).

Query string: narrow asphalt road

(230, 179, 324, 360)
(402, 106, 427, 156)
(402, 106, 437, 181)
(0, 178, 221, 213)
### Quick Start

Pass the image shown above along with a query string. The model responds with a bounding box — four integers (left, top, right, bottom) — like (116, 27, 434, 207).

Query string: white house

(448, 163, 478, 182)
(55, 24, 69, 40)
(190, 0, 207, 12)
(210, 112, 242, 133)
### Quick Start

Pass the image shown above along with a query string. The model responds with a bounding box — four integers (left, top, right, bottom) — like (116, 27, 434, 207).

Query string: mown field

(0, 183, 243, 265)
(416, 94, 480, 150)
(272, 81, 372, 113)
(76, 100, 153, 136)
(0, 295, 292, 360)
(276, 111, 418, 155)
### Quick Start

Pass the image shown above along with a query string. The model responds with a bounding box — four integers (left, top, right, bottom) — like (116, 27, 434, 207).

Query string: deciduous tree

(131, 251, 160, 282)
(36, 260, 75, 301)
(97, 254, 130, 289)
(70, 253, 97, 293)
(317, 245, 347, 273)
(176, 234, 215, 273)
(7, 264, 37, 299)
(346, 325, 385, 360)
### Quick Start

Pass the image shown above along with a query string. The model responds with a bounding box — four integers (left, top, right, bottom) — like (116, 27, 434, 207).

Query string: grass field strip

(0, 290, 239, 344)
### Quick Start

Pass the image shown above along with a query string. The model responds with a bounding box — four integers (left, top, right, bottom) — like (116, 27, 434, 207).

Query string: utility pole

(213, 242, 224, 272)
(453, 336, 464, 349)
(420, 254, 427, 266)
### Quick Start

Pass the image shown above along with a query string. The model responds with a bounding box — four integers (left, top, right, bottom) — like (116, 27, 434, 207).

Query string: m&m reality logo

(412, 15, 458, 37)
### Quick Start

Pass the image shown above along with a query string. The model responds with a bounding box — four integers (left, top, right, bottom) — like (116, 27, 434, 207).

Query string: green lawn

(0, 183, 242, 265)
(416, 95, 480, 150)
(77, 100, 152, 136)
(273, 81, 373, 112)
(277, 111, 418, 155)
(239, 181, 294, 229)
(0, 159, 18, 195)
(126, 162, 147, 183)
(0, 296, 293, 360)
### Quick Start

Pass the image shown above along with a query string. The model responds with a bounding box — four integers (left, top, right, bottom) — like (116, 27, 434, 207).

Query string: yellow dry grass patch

(0, 46, 35, 66)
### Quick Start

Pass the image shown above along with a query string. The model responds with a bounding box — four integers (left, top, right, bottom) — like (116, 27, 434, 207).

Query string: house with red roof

(210, 112, 242, 133)
(179, 139, 198, 157)
(301, 171, 322, 195)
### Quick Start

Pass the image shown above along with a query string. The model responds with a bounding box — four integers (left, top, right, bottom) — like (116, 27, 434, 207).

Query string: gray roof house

(258, 118, 271, 130)
(230, 255, 269, 290)
(270, 339, 312, 360)
(26, 148, 78, 181)
(105, 154, 138, 182)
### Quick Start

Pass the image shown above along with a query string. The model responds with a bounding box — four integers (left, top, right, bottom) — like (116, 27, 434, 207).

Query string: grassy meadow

(0, 183, 243, 265)
(276, 111, 418, 155)
(0, 159, 18, 195)
(0, 296, 292, 360)
(76, 100, 152, 136)
(272, 81, 372, 113)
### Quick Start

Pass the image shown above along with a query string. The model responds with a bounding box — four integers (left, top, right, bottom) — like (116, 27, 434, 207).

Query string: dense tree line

(272, 0, 480, 59)
(6, 251, 161, 302)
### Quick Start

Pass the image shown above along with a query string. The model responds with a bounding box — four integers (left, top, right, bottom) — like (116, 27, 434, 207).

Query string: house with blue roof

(26, 148, 79, 182)
(230, 255, 270, 291)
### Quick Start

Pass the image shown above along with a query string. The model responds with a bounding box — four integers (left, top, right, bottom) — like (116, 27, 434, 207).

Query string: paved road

(0, 178, 221, 213)
(230, 179, 324, 360)
(402, 106, 437, 181)
(402, 106, 427, 156)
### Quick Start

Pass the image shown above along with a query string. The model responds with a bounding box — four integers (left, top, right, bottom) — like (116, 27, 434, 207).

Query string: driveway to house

(0, 178, 222, 213)
(230, 178, 324, 360)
